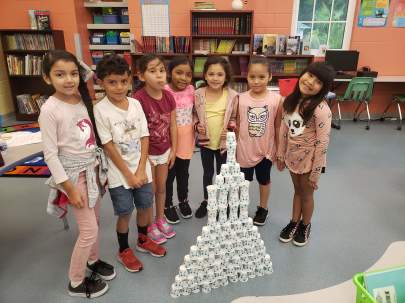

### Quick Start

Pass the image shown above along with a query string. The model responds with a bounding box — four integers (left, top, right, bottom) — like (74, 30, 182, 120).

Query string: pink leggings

(68, 173, 101, 283)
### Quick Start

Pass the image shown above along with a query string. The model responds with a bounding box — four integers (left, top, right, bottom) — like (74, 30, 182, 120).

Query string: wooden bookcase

(0, 29, 65, 121)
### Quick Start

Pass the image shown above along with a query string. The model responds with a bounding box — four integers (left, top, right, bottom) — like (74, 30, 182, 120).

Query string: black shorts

(241, 158, 272, 185)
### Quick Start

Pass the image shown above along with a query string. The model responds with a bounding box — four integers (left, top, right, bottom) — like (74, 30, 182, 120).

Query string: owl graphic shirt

(278, 101, 332, 183)
(236, 90, 283, 168)
(39, 96, 97, 184)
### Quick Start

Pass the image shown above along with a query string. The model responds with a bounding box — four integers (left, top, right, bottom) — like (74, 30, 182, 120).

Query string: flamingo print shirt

(39, 96, 97, 184)
(133, 88, 176, 156)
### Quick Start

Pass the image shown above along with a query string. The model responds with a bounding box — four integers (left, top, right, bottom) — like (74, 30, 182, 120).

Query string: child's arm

(39, 110, 83, 208)
(274, 96, 283, 155)
(309, 102, 332, 187)
(134, 107, 150, 184)
(168, 109, 177, 168)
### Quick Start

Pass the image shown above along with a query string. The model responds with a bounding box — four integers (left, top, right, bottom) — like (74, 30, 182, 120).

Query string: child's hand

(67, 186, 84, 209)
(126, 174, 143, 188)
(220, 129, 227, 141)
(196, 123, 206, 135)
(134, 170, 148, 186)
(308, 179, 318, 190)
(276, 159, 285, 171)
(167, 150, 176, 169)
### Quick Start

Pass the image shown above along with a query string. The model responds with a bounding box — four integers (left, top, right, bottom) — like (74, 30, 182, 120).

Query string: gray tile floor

(1, 121, 405, 303)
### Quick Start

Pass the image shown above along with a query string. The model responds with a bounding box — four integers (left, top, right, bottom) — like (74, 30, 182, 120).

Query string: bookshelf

(0, 29, 65, 121)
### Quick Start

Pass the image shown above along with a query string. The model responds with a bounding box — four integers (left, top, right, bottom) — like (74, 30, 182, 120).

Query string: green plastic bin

(353, 273, 378, 303)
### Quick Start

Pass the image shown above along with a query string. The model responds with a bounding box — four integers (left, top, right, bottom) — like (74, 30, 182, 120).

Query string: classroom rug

(1, 122, 40, 133)
(0, 151, 50, 178)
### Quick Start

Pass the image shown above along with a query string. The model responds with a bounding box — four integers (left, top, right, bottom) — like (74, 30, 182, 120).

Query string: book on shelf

(276, 35, 287, 55)
(141, 36, 190, 53)
(194, 57, 207, 75)
(253, 34, 264, 55)
(4, 33, 55, 51)
(254, 33, 290, 55)
(192, 15, 251, 35)
(268, 59, 309, 75)
(239, 56, 248, 77)
(16, 94, 47, 115)
(286, 36, 301, 55)
(231, 82, 248, 93)
(262, 34, 277, 56)
(193, 1, 215, 10)
(6, 54, 43, 75)
(216, 40, 236, 54)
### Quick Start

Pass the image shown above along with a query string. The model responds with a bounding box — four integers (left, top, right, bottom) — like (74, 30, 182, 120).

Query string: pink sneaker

(156, 217, 176, 239)
(147, 223, 166, 244)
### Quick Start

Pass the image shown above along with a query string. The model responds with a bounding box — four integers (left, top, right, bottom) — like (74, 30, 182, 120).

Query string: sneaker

(279, 220, 299, 243)
(178, 200, 193, 219)
(164, 206, 180, 224)
(195, 200, 208, 218)
(136, 233, 167, 257)
(293, 221, 311, 247)
(87, 259, 116, 281)
(253, 206, 269, 226)
(117, 248, 143, 272)
(147, 223, 167, 244)
(156, 217, 176, 238)
(68, 275, 108, 298)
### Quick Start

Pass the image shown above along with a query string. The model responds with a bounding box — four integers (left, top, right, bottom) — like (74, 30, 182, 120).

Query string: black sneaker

(279, 220, 299, 243)
(293, 221, 311, 247)
(195, 200, 208, 218)
(87, 260, 116, 281)
(253, 206, 269, 226)
(178, 200, 192, 219)
(68, 275, 109, 298)
(164, 206, 180, 224)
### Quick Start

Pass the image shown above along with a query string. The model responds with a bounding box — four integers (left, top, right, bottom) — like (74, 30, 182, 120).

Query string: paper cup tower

(170, 132, 273, 298)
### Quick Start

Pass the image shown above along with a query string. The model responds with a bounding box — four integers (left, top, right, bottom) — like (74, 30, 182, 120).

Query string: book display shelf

(0, 29, 65, 121)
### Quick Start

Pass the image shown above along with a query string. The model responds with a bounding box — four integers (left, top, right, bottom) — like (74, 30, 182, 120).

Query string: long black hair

(167, 56, 193, 83)
(134, 54, 165, 91)
(283, 62, 335, 124)
(42, 50, 101, 146)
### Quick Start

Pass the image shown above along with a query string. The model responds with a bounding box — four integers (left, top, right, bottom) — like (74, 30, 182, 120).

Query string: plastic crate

(353, 273, 377, 303)
(103, 14, 120, 24)
(105, 31, 119, 45)
(119, 32, 130, 45)
(93, 15, 103, 24)
(90, 33, 105, 45)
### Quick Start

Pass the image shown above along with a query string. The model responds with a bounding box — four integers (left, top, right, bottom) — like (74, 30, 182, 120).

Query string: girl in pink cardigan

(277, 62, 335, 246)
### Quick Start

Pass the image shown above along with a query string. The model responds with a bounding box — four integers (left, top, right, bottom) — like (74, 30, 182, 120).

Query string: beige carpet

(232, 241, 405, 303)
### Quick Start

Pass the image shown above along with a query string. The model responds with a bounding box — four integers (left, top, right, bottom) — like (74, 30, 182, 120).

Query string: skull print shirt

(236, 90, 283, 168)
(277, 101, 332, 183)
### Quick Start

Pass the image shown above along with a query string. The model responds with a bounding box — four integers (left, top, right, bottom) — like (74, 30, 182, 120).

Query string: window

(291, 0, 356, 53)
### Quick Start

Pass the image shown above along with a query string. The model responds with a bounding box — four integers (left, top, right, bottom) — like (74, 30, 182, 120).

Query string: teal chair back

(342, 77, 374, 102)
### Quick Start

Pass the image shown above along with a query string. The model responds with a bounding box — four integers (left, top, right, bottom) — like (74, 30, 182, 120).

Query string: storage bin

(119, 32, 131, 45)
(91, 51, 104, 65)
(103, 15, 120, 24)
(120, 15, 129, 23)
(105, 31, 119, 45)
(93, 15, 103, 24)
(90, 33, 105, 45)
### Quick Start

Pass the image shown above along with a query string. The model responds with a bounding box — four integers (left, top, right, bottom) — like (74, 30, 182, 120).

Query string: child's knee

(78, 224, 98, 246)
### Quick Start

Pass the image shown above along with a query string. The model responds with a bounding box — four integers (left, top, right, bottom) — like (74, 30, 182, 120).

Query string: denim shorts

(109, 183, 153, 216)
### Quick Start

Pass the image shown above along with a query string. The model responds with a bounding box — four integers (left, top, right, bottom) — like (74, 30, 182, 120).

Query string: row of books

(6, 55, 43, 75)
(193, 39, 250, 54)
(231, 82, 248, 93)
(16, 94, 47, 115)
(254, 34, 303, 56)
(193, 1, 215, 10)
(4, 34, 55, 51)
(192, 15, 252, 35)
(269, 59, 309, 74)
(139, 36, 190, 54)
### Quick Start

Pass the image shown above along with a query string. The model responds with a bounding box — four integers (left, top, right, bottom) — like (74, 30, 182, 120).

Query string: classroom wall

(0, 0, 404, 116)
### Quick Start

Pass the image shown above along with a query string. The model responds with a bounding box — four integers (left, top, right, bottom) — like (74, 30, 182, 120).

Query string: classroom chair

(380, 94, 405, 130)
(334, 77, 374, 130)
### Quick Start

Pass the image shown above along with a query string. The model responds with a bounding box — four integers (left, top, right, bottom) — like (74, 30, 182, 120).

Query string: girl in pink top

(164, 56, 195, 224)
(228, 57, 283, 226)
(277, 62, 335, 246)
(39, 50, 115, 298)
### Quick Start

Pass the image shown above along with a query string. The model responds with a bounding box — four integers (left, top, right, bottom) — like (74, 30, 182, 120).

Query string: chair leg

(381, 102, 394, 121)
(365, 102, 370, 130)
(397, 102, 402, 130)
(353, 103, 362, 122)
(63, 216, 70, 230)
(336, 102, 342, 130)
